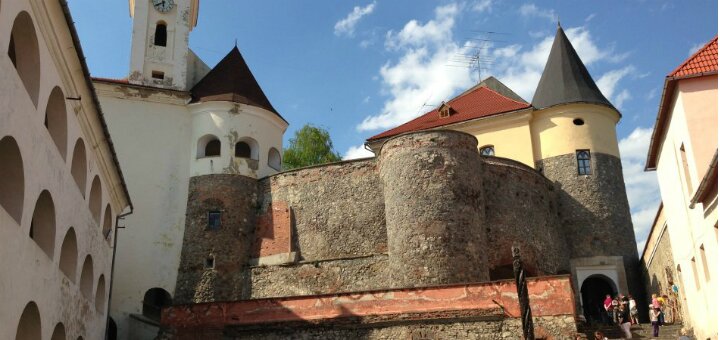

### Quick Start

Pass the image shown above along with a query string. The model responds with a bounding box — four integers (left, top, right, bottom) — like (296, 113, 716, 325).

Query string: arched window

(15, 301, 41, 340)
(59, 228, 78, 282)
(142, 288, 172, 321)
(154, 21, 167, 47)
(71, 139, 87, 196)
(8, 11, 40, 107)
(30, 190, 56, 259)
(79, 255, 94, 299)
(50, 323, 66, 340)
(480, 145, 495, 156)
(89, 176, 102, 225)
(45, 87, 68, 160)
(268, 147, 281, 171)
(576, 150, 591, 175)
(235, 141, 251, 158)
(196, 134, 221, 158)
(0, 136, 25, 223)
(95, 275, 106, 313)
(102, 204, 112, 241)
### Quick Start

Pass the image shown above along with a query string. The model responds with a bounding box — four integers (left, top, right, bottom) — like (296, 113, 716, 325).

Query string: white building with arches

(91, 1, 288, 338)
(0, 1, 132, 339)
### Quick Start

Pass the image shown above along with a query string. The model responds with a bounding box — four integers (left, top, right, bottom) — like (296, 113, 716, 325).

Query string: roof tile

(669, 36, 718, 78)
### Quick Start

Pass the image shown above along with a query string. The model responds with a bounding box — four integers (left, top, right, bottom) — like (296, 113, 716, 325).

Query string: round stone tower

(530, 25, 641, 313)
(378, 130, 489, 288)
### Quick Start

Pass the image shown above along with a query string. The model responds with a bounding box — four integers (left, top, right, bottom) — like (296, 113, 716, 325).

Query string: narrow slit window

(151, 71, 165, 80)
(208, 211, 221, 230)
(680, 144, 693, 195)
(205, 256, 215, 269)
(577, 150, 591, 175)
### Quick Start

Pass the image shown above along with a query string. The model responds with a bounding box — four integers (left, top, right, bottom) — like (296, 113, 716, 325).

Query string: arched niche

(235, 137, 258, 160)
(196, 134, 220, 158)
(50, 323, 66, 340)
(8, 11, 40, 107)
(59, 227, 78, 282)
(79, 255, 93, 299)
(30, 190, 56, 259)
(102, 204, 112, 241)
(142, 287, 172, 321)
(15, 301, 41, 340)
(154, 21, 167, 46)
(70, 139, 87, 197)
(88, 176, 102, 225)
(45, 87, 68, 160)
(95, 275, 106, 313)
(268, 147, 281, 171)
(0, 136, 25, 223)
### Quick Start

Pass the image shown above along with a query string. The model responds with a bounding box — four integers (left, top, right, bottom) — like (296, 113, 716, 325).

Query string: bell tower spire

(128, 0, 199, 90)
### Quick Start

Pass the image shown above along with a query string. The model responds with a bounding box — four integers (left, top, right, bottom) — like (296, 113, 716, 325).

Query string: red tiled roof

(367, 86, 531, 141)
(668, 36, 718, 78)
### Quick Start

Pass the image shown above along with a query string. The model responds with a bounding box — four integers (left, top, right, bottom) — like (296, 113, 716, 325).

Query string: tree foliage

(282, 124, 342, 170)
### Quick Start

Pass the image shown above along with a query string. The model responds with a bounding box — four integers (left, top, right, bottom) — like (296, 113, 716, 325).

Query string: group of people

(649, 293, 674, 337)
(602, 294, 638, 338)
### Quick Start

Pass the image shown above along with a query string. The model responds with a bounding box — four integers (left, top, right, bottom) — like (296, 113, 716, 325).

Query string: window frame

(576, 150, 592, 175)
(207, 211, 222, 230)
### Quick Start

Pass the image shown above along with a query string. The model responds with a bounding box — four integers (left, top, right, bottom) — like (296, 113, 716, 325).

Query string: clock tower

(128, 0, 199, 90)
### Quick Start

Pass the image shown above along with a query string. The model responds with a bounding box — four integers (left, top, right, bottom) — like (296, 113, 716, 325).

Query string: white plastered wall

(94, 82, 192, 340)
(0, 1, 128, 339)
(655, 84, 718, 340)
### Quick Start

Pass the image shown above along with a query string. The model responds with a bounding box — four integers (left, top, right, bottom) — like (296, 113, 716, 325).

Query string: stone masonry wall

(481, 156, 568, 278)
(537, 152, 643, 302)
(174, 175, 258, 304)
(641, 225, 685, 324)
(378, 131, 489, 287)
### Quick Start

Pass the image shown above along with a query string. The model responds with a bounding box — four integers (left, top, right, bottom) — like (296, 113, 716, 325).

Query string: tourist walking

(628, 294, 639, 325)
(618, 304, 632, 338)
(603, 294, 614, 325)
(650, 305, 661, 337)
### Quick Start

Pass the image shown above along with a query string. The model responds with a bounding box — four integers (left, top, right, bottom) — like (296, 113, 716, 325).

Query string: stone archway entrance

(580, 275, 617, 323)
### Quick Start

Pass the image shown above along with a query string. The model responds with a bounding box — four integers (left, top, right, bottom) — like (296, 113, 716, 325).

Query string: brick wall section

(481, 156, 569, 277)
(537, 152, 643, 303)
(251, 201, 291, 258)
(257, 159, 386, 261)
(174, 174, 259, 304)
(160, 276, 578, 339)
(378, 131, 490, 288)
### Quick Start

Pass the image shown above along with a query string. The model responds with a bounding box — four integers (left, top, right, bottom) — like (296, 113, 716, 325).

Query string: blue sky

(69, 0, 717, 253)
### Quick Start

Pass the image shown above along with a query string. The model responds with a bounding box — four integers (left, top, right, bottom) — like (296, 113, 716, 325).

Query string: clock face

(152, 0, 175, 13)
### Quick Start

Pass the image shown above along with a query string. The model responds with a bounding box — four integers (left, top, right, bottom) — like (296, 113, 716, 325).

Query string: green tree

(282, 124, 342, 170)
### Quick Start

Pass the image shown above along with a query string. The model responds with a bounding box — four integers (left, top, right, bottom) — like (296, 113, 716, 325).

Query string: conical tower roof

(532, 25, 615, 111)
(191, 47, 285, 122)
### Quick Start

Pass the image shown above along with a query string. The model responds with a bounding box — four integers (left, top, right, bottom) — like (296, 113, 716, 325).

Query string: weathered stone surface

(251, 201, 292, 258)
(481, 156, 569, 278)
(378, 131, 489, 287)
(174, 174, 258, 304)
(537, 152, 642, 305)
(248, 255, 389, 298)
(257, 159, 387, 261)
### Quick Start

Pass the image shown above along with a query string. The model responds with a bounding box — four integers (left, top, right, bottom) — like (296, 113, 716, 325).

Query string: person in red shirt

(603, 294, 614, 325)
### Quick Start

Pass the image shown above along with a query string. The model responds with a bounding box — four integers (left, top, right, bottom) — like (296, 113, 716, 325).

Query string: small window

(208, 211, 221, 230)
(268, 147, 281, 171)
(204, 256, 215, 269)
(577, 150, 591, 175)
(573, 118, 585, 126)
(205, 140, 220, 157)
(235, 142, 251, 158)
(151, 71, 164, 80)
(480, 145, 495, 156)
(154, 22, 167, 47)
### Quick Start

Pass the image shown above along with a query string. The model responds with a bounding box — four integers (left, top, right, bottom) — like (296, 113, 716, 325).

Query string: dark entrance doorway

(580, 275, 617, 323)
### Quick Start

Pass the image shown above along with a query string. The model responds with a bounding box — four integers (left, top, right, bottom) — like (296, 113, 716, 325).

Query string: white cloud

(646, 87, 659, 101)
(614, 89, 631, 110)
(334, 2, 376, 37)
(472, 0, 493, 13)
(689, 41, 705, 56)
(343, 144, 375, 160)
(519, 3, 556, 22)
(358, 4, 474, 131)
(618, 127, 661, 255)
(597, 65, 635, 99)
(585, 13, 596, 22)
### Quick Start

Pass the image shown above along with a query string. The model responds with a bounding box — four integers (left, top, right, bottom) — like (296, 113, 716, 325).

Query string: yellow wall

(530, 103, 620, 160)
(452, 110, 535, 167)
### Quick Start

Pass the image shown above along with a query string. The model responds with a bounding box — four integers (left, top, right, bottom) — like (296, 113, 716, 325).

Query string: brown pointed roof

(191, 47, 285, 122)
(532, 26, 614, 111)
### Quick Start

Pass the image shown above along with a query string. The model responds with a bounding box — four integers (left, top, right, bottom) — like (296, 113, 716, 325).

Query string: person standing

(618, 304, 632, 339)
(650, 305, 661, 337)
(628, 294, 639, 325)
(604, 294, 614, 325)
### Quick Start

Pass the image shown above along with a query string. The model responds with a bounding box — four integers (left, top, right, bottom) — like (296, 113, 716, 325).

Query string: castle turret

(530, 25, 641, 319)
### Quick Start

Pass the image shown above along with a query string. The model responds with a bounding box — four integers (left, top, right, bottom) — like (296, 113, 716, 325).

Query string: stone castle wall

(173, 131, 573, 303)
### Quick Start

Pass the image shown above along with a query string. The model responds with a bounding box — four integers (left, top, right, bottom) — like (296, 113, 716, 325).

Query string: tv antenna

(446, 30, 509, 84)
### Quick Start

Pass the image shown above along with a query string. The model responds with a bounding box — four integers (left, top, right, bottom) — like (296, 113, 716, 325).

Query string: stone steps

(579, 323, 684, 339)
